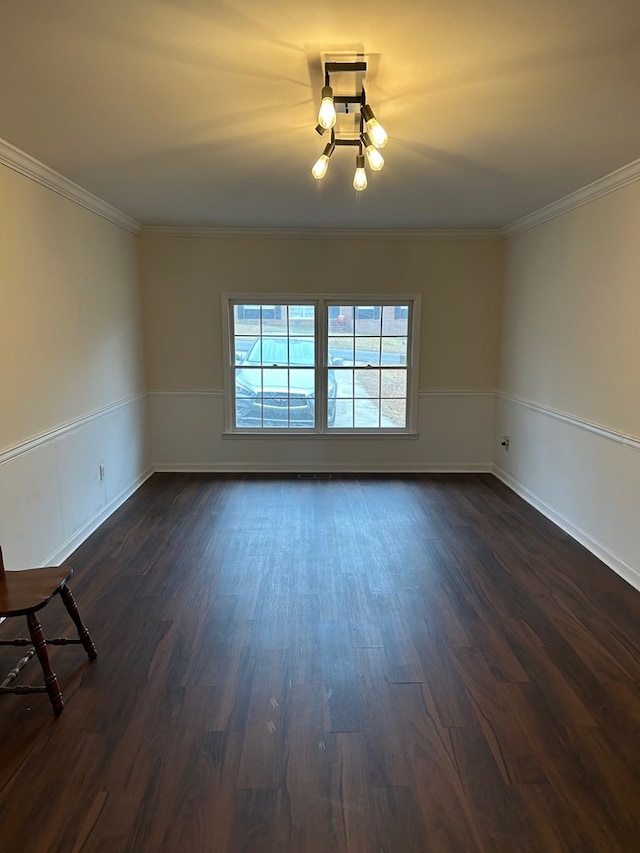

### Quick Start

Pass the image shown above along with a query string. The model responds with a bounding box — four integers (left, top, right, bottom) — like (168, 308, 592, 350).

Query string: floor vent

(297, 473, 333, 479)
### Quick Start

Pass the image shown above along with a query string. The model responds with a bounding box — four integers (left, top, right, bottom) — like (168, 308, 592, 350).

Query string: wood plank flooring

(0, 473, 639, 852)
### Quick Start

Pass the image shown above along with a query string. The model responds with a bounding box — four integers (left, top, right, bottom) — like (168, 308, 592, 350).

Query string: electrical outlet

(99, 464, 105, 481)
(500, 435, 510, 451)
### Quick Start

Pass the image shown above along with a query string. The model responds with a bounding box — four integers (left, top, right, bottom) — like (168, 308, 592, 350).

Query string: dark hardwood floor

(1, 473, 639, 852)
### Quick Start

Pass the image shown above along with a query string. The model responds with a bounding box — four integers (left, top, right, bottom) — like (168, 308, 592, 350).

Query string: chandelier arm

(325, 61, 367, 74)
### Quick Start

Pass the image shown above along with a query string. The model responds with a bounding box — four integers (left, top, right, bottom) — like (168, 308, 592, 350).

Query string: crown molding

(0, 137, 141, 235)
(139, 224, 502, 240)
(504, 156, 640, 237)
(5, 130, 638, 241)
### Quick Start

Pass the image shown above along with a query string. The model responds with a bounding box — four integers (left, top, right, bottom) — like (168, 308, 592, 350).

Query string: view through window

(228, 298, 417, 432)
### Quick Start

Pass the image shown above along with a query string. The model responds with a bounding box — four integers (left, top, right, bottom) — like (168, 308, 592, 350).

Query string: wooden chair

(0, 546, 97, 714)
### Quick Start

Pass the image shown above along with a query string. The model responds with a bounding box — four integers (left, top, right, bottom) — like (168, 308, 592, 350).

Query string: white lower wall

(6, 384, 637, 597)
(0, 395, 151, 569)
(494, 394, 640, 592)
(149, 390, 495, 473)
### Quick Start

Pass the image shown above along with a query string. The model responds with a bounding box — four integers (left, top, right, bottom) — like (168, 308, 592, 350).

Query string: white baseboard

(46, 467, 153, 566)
(493, 465, 640, 593)
(153, 462, 494, 474)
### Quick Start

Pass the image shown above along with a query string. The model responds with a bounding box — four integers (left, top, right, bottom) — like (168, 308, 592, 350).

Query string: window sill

(222, 430, 419, 440)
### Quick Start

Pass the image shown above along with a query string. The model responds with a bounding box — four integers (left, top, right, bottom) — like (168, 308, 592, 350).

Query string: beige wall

(138, 235, 504, 393)
(498, 179, 640, 589)
(500, 182, 640, 435)
(0, 165, 146, 450)
(0, 163, 149, 567)
(138, 234, 503, 474)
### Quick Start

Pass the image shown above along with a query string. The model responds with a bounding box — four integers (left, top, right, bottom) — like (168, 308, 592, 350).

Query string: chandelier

(311, 60, 388, 192)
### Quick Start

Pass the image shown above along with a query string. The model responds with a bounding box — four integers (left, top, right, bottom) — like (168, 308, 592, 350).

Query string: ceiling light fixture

(311, 60, 388, 192)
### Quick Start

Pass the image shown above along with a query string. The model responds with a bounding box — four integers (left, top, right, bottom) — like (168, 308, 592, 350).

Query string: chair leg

(26, 612, 64, 715)
(59, 585, 97, 661)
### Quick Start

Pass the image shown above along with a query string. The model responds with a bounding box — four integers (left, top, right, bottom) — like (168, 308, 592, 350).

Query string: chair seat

(0, 566, 73, 617)
(0, 547, 96, 714)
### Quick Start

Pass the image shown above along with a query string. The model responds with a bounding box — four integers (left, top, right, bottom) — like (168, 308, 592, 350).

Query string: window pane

(290, 368, 315, 402)
(329, 336, 354, 365)
(381, 337, 407, 366)
(286, 379, 315, 425)
(288, 305, 315, 335)
(236, 370, 260, 397)
(262, 305, 289, 336)
(381, 369, 407, 398)
(333, 399, 353, 428)
(355, 398, 379, 428)
(355, 305, 381, 322)
(234, 304, 261, 336)
(264, 367, 289, 389)
(328, 306, 353, 334)
(355, 368, 379, 398)
(334, 369, 353, 398)
(354, 337, 380, 365)
(288, 305, 315, 319)
(381, 399, 407, 428)
(235, 396, 257, 425)
(382, 305, 409, 335)
(258, 339, 283, 365)
(243, 338, 264, 365)
(288, 338, 315, 365)
(355, 306, 382, 335)
(234, 336, 255, 365)
(262, 396, 289, 428)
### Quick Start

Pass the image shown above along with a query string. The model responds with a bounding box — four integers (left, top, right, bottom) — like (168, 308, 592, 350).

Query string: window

(224, 296, 420, 434)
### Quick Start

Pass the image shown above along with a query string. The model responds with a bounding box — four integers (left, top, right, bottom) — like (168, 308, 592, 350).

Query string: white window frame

(222, 293, 421, 436)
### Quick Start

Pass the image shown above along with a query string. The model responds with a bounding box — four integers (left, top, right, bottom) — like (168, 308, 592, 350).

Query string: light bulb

(362, 104, 388, 148)
(366, 119, 388, 148)
(353, 154, 367, 191)
(363, 133, 384, 171)
(311, 142, 334, 180)
(312, 154, 330, 180)
(317, 86, 336, 130)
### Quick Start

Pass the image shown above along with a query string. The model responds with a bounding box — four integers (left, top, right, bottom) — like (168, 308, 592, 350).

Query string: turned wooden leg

(26, 612, 64, 715)
(59, 585, 97, 661)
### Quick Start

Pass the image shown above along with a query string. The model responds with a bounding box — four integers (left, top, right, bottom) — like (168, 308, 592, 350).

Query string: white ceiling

(2, 0, 640, 229)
